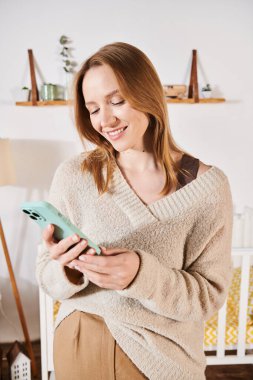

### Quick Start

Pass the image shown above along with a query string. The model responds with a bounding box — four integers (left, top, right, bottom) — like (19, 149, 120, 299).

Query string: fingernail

(87, 248, 95, 255)
(101, 246, 107, 251)
(47, 224, 52, 230)
(72, 235, 79, 242)
(81, 239, 87, 246)
(74, 266, 80, 271)
(79, 255, 86, 262)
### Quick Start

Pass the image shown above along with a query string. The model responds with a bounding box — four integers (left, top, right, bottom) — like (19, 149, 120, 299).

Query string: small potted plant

(201, 83, 212, 99)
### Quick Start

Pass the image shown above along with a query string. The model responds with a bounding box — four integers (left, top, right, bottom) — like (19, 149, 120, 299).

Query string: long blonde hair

(73, 42, 190, 195)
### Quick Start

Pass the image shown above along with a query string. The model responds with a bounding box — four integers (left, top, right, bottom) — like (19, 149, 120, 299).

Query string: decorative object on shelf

(59, 35, 77, 74)
(6, 341, 31, 380)
(163, 85, 187, 99)
(0, 139, 37, 378)
(40, 83, 58, 101)
(59, 35, 78, 100)
(201, 83, 212, 99)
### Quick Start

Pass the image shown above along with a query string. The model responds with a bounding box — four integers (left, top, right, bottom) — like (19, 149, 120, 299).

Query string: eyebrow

(85, 89, 120, 106)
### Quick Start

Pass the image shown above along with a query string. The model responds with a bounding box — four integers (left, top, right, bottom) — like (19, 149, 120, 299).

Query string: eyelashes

(90, 109, 99, 115)
(90, 100, 125, 115)
(111, 100, 125, 106)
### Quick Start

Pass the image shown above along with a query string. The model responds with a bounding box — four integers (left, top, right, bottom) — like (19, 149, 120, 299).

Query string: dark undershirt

(176, 154, 200, 190)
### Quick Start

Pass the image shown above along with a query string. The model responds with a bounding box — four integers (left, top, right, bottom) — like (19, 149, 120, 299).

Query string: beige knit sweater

(36, 152, 233, 380)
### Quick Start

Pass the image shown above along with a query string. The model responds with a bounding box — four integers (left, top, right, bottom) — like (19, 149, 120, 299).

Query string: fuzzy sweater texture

(36, 152, 233, 380)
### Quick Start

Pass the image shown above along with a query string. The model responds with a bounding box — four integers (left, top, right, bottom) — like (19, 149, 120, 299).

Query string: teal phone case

(21, 200, 101, 255)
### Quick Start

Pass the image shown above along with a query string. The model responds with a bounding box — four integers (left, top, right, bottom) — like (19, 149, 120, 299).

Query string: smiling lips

(105, 126, 128, 140)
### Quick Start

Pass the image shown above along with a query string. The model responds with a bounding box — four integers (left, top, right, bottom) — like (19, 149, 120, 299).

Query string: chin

(110, 142, 132, 153)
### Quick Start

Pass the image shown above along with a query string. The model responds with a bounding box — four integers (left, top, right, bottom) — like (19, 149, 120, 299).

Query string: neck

(116, 125, 160, 173)
(116, 150, 159, 173)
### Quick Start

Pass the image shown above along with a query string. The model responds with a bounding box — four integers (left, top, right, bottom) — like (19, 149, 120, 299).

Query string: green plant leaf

(60, 35, 68, 44)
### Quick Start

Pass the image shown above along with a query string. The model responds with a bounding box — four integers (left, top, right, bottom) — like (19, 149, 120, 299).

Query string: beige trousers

(53, 310, 147, 380)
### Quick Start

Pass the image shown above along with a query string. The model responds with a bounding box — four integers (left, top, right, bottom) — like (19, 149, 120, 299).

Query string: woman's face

(82, 64, 149, 153)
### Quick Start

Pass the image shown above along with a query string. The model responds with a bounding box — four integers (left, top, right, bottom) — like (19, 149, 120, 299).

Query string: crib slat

(217, 298, 227, 357)
(46, 293, 54, 371)
(39, 288, 49, 380)
(207, 355, 253, 365)
(237, 254, 250, 357)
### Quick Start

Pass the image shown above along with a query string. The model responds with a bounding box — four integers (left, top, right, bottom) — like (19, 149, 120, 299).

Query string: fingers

(51, 233, 80, 258)
(51, 237, 88, 265)
(61, 239, 89, 265)
(42, 224, 90, 266)
(68, 249, 138, 290)
(72, 250, 125, 274)
(73, 266, 115, 289)
(42, 224, 55, 247)
(75, 259, 114, 274)
(100, 247, 127, 256)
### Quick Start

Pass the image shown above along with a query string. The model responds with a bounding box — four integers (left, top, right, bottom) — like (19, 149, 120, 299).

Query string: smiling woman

(73, 42, 188, 196)
(36, 42, 233, 380)
(83, 64, 149, 150)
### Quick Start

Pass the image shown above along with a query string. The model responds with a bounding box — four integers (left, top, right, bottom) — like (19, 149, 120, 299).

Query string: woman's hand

(69, 247, 141, 290)
(42, 224, 89, 284)
(42, 224, 89, 267)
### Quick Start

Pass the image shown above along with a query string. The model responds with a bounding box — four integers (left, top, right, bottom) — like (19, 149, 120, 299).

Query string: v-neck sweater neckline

(111, 164, 227, 228)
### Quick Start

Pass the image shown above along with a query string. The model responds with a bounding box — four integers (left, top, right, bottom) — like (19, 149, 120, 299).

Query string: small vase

(64, 73, 74, 100)
(40, 84, 58, 101)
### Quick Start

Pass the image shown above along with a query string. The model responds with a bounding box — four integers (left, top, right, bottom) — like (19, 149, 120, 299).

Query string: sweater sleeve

(35, 160, 89, 300)
(117, 179, 233, 322)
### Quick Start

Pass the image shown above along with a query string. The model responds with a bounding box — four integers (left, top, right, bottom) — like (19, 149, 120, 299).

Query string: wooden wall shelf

(166, 98, 225, 104)
(15, 100, 72, 106)
(15, 98, 225, 107)
(16, 49, 225, 107)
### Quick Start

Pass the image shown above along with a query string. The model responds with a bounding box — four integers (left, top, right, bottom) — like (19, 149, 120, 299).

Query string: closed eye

(89, 100, 125, 115)
(111, 100, 125, 106)
(90, 109, 99, 115)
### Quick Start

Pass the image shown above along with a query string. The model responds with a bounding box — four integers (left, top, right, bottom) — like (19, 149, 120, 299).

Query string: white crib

(39, 248, 253, 380)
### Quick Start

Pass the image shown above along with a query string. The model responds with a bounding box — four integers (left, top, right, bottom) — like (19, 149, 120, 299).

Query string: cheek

(90, 116, 100, 132)
(130, 110, 149, 130)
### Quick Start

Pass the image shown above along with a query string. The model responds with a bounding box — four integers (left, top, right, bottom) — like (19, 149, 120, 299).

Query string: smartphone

(21, 200, 101, 255)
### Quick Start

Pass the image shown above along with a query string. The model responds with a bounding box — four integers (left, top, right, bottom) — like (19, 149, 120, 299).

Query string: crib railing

(39, 285, 54, 377)
(39, 248, 253, 379)
(206, 248, 253, 365)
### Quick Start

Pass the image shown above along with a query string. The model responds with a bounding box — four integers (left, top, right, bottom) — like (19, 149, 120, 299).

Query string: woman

(36, 42, 233, 380)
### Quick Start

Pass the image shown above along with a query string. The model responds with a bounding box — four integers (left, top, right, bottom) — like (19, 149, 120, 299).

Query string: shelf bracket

(188, 49, 199, 103)
(28, 49, 39, 106)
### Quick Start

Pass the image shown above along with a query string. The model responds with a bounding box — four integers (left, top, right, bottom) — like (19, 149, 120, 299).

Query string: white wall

(0, 0, 252, 342)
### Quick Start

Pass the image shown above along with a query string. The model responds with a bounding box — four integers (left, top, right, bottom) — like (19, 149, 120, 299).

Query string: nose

(100, 107, 117, 128)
